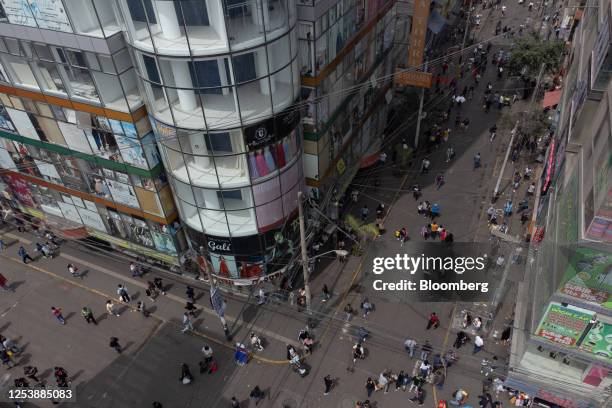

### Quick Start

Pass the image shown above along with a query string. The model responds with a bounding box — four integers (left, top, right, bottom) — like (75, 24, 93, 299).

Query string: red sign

(543, 138, 556, 192)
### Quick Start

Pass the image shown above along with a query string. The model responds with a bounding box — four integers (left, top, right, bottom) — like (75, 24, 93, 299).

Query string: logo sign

(394, 71, 433, 88)
(243, 107, 300, 151)
(206, 236, 232, 254)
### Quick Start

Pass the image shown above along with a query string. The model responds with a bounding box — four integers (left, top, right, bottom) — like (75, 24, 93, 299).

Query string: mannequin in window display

(218, 256, 230, 277)
(240, 262, 263, 278)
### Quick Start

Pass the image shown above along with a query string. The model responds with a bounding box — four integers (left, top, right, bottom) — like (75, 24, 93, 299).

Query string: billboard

(536, 303, 593, 347)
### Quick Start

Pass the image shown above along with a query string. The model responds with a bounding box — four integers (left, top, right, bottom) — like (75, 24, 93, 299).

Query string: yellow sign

(408, 0, 431, 68)
(394, 71, 433, 88)
(87, 228, 179, 265)
(336, 158, 346, 175)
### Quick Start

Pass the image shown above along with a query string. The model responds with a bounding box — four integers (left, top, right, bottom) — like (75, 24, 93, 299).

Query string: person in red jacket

(426, 312, 440, 330)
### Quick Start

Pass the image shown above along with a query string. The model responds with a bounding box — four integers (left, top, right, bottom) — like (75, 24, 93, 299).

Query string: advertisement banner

(243, 108, 300, 151)
(1, 0, 37, 27)
(0, 148, 16, 170)
(106, 179, 140, 208)
(578, 321, 612, 361)
(87, 228, 179, 265)
(76, 206, 107, 233)
(407, 0, 430, 68)
(6, 107, 39, 140)
(142, 132, 161, 168)
(27, 0, 72, 32)
(560, 247, 612, 308)
(57, 201, 82, 224)
(116, 135, 147, 168)
(536, 303, 593, 347)
(0, 106, 15, 132)
(151, 231, 177, 255)
(58, 122, 92, 154)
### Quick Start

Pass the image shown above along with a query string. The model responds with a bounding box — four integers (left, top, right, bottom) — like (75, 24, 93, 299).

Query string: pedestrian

(249, 386, 265, 405)
(23, 365, 39, 383)
(375, 371, 389, 393)
(421, 340, 433, 360)
(54, 366, 69, 387)
(323, 374, 334, 395)
(409, 374, 425, 392)
(474, 152, 481, 169)
(473, 335, 484, 353)
(521, 211, 530, 224)
(0, 237, 5, 251)
(365, 377, 376, 397)
(361, 205, 369, 221)
(404, 338, 417, 357)
(426, 312, 440, 329)
(454, 331, 469, 349)
(430, 203, 440, 218)
(129, 262, 142, 277)
(0, 272, 12, 292)
(146, 282, 157, 302)
(154, 277, 166, 295)
(479, 393, 493, 408)
(18, 246, 33, 264)
(413, 184, 421, 200)
(435, 173, 445, 189)
(179, 363, 193, 385)
(344, 303, 353, 321)
(409, 387, 426, 405)
(81, 306, 97, 325)
(527, 182, 536, 195)
(186, 286, 195, 302)
(51, 306, 65, 325)
(395, 370, 406, 391)
(106, 299, 120, 316)
(137, 301, 148, 316)
(420, 157, 431, 174)
(419, 360, 431, 378)
(0, 349, 14, 368)
(117, 284, 130, 303)
(67, 263, 79, 277)
(360, 298, 373, 317)
(322, 284, 331, 301)
(230, 397, 240, 408)
(181, 312, 194, 333)
(109, 336, 122, 353)
(446, 146, 454, 162)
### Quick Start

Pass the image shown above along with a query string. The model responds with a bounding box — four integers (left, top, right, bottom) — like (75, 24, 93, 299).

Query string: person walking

(473, 335, 484, 353)
(344, 303, 353, 321)
(180, 363, 193, 385)
(106, 299, 120, 316)
(365, 377, 376, 397)
(249, 386, 265, 405)
(18, 246, 33, 264)
(473, 153, 481, 169)
(181, 312, 194, 333)
(420, 341, 433, 360)
(404, 338, 417, 357)
(0, 272, 13, 292)
(153, 277, 166, 295)
(109, 337, 122, 353)
(426, 312, 440, 329)
(360, 298, 373, 317)
(146, 283, 157, 302)
(0, 237, 6, 251)
(185, 286, 195, 302)
(435, 173, 445, 190)
(51, 306, 65, 325)
(323, 375, 334, 395)
(67, 263, 79, 277)
(81, 306, 97, 325)
(117, 284, 131, 303)
(230, 397, 240, 408)
(322, 284, 331, 301)
(361, 205, 369, 221)
(23, 366, 40, 383)
(0, 348, 15, 368)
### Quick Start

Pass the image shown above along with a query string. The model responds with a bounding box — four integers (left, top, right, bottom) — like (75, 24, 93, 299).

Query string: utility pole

(493, 121, 520, 202)
(413, 59, 429, 149)
(461, 0, 474, 53)
(297, 191, 311, 313)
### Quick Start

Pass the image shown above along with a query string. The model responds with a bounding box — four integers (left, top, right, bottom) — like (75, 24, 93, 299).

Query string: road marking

(1, 253, 291, 365)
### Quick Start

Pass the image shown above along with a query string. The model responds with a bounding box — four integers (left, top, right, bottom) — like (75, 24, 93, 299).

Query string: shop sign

(542, 138, 556, 193)
(206, 235, 232, 254)
(336, 158, 346, 175)
(244, 108, 300, 151)
(536, 303, 593, 346)
(87, 228, 179, 265)
(407, 0, 430, 68)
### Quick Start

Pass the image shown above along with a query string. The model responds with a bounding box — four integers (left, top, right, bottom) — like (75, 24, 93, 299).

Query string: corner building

(120, 0, 304, 282)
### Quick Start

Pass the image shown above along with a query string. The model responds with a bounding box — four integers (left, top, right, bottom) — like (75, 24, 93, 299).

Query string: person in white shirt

(473, 335, 484, 353)
(404, 338, 417, 358)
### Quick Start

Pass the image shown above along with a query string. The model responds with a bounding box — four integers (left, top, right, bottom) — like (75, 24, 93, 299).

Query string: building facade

(0, 0, 417, 283)
(508, 1, 612, 406)
(0, 1, 182, 265)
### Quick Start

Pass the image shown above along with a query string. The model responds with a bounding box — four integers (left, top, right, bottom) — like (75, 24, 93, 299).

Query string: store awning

(428, 10, 447, 34)
(542, 89, 562, 108)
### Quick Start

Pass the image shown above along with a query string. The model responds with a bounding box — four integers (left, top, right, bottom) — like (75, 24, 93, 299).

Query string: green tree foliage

(507, 39, 565, 78)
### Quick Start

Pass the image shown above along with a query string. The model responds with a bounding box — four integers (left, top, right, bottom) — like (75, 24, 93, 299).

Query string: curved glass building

(119, 0, 303, 281)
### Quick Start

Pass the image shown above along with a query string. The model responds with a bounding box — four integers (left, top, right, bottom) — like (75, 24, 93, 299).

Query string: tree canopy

(507, 39, 565, 78)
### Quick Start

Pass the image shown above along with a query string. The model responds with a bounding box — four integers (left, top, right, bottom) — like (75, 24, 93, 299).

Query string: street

(0, 0, 550, 407)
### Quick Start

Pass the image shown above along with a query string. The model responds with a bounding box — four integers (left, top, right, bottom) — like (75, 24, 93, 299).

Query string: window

(232, 53, 257, 83)
(126, 0, 157, 23)
(143, 55, 161, 83)
(206, 132, 233, 154)
(33, 44, 53, 61)
(67, 50, 87, 68)
(178, 1, 210, 25)
(190, 60, 221, 88)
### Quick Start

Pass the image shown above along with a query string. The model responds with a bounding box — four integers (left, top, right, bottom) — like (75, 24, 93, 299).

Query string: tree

(507, 39, 564, 78)
(344, 214, 379, 255)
